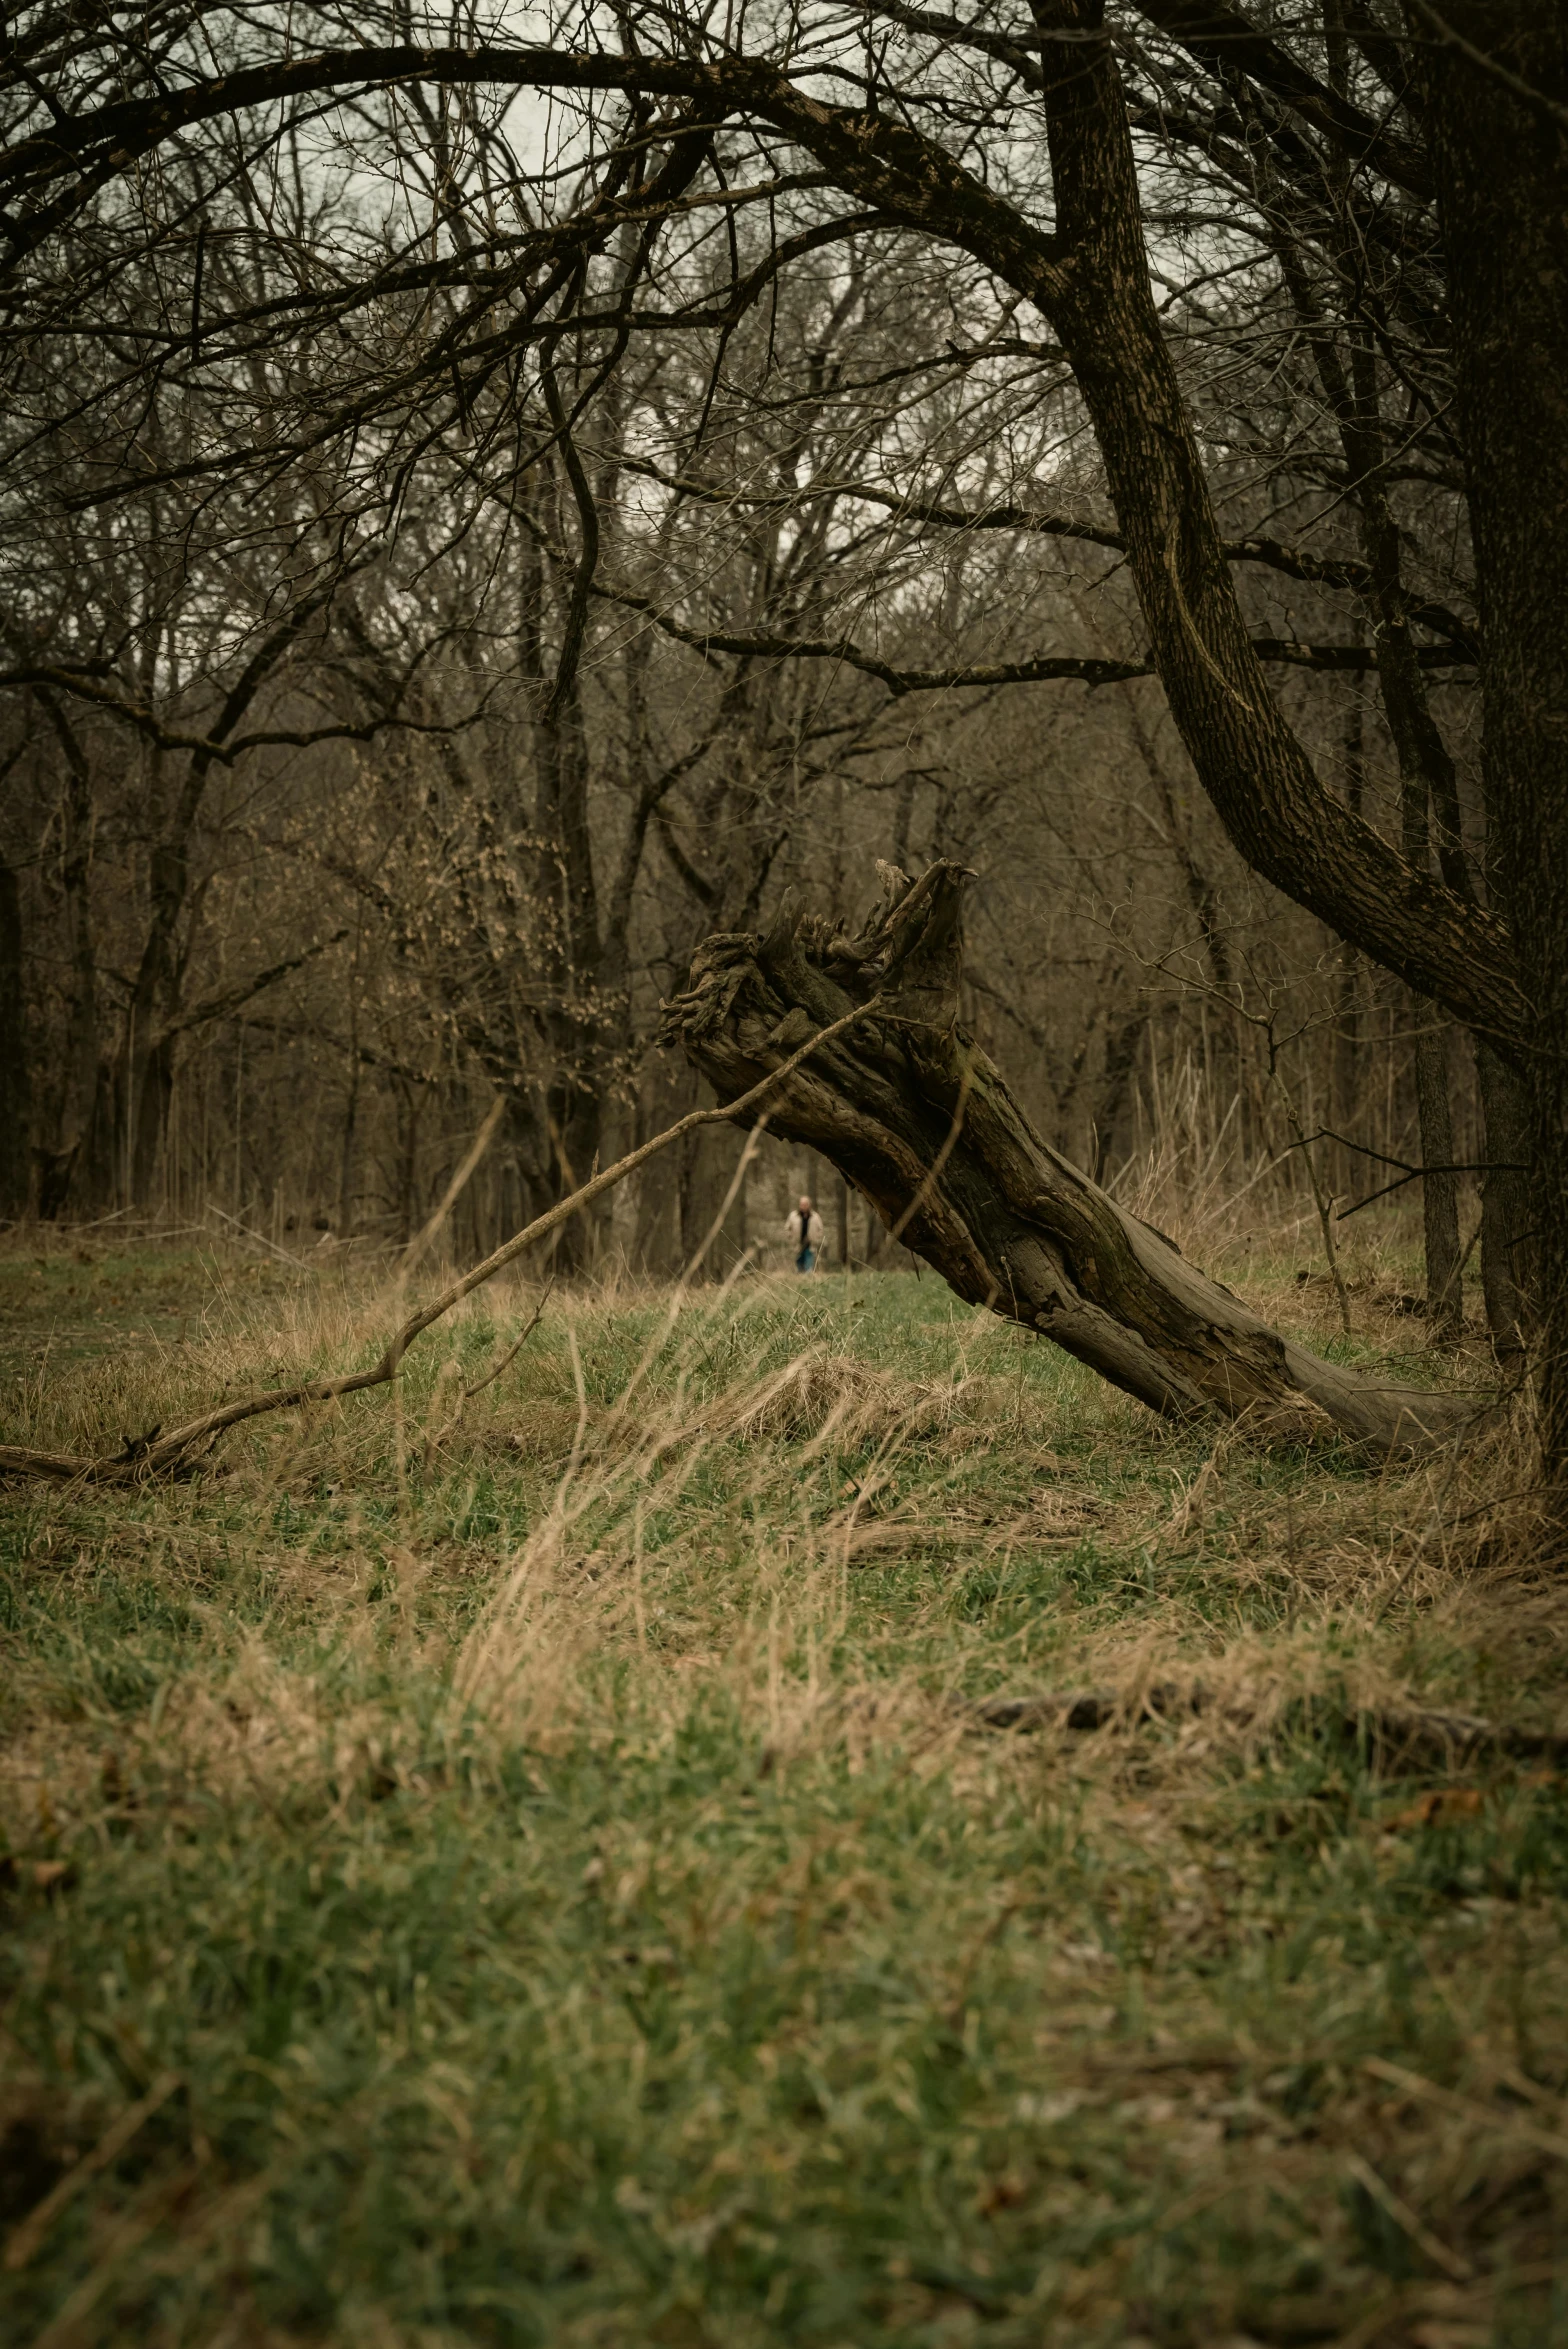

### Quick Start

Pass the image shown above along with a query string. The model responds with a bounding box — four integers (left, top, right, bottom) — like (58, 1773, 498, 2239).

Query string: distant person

(787, 1194, 824, 1273)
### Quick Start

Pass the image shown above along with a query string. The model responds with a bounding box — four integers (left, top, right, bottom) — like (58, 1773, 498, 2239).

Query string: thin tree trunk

(337, 1057, 359, 1239)
(1402, 771, 1462, 1343)
(0, 864, 31, 1218)
(117, 571, 340, 1207)
(679, 1117, 748, 1277)
(131, 1031, 174, 1209)
(1093, 1006, 1148, 1185)
(665, 865, 1487, 1453)
(1274, 183, 1470, 1349)
(634, 1057, 694, 1273)
(1332, 701, 1366, 1207)
(524, 449, 611, 1265)
(35, 693, 98, 1220)
(396, 1079, 423, 1247)
(1474, 1040, 1533, 1363)
(891, 774, 916, 871)
(1412, 1010, 1463, 1342)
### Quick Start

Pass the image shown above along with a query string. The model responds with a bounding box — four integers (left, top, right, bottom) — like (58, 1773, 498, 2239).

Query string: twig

(1344, 2153, 1473, 2284)
(1363, 2056, 1568, 2164)
(1271, 1087, 1351, 1333)
(0, 1002, 877, 1486)
(399, 1095, 506, 1278)
(461, 1285, 556, 1399)
(1284, 1126, 1423, 1173)
(419, 1282, 556, 1471)
(3, 2072, 181, 2272)
(1283, 1126, 1527, 1220)
(1338, 1161, 1522, 1222)
(203, 1201, 311, 1268)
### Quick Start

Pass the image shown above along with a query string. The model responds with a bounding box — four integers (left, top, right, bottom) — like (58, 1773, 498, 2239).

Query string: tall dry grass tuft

(446, 1294, 991, 1765)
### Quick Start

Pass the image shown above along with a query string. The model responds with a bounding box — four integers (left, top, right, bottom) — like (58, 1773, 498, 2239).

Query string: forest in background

(5, 16, 1568, 2340)
(0, 0, 1503, 1330)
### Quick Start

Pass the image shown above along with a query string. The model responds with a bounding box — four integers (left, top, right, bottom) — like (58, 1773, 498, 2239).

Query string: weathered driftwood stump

(661, 862, 1484, 1453)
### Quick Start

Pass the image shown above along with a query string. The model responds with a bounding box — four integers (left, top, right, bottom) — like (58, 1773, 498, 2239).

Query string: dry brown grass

(0, 1234, 1565, 2346)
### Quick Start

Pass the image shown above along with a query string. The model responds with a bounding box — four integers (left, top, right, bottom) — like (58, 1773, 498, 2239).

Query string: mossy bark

(664, 864, 1486, 1453)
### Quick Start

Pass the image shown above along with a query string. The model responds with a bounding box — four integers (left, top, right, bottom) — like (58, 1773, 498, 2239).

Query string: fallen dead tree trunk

(662, 861, 1489, 1454)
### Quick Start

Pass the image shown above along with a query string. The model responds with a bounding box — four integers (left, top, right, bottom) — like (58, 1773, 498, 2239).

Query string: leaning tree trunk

(0, 864, 31, 1220)
(663, 865, 1486, 1454)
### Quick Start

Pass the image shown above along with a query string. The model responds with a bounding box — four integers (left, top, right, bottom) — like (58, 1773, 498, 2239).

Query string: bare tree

(2, 3, 1565, 1493)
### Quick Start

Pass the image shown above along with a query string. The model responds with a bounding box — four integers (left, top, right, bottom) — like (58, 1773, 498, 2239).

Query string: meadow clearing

(0, 1226, 1565, 2348)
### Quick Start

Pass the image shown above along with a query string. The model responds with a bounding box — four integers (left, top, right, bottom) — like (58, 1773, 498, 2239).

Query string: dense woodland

(0, 2, 1561, 1467)
(6, 20, 1568, 2338)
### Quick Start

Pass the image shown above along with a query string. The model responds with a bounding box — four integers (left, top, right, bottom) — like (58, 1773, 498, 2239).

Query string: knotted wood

(662, 862, 1487, 1453)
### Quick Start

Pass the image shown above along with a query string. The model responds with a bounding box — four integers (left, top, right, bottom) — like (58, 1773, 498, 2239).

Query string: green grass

(1, 1241, 1566, 2347)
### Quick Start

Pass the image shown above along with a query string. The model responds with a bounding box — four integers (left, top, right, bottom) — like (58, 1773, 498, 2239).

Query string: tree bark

(1092, 1006, 1149, 1186)
(1332, 699, 1367, 1211)
(1474, 1040, 1533, 1363)
(1418, 4, 1568, 1503)
(0, 863, 31, 1219)
(663, 864, 1486, 1453)
(522, 461, 615, 1267)
(1411, 1009, 1462, 1342)
(733, 15, 1524, 1051)
(34, 692, 98, 1220)
(1399, 763, 1462, 1343)
(1025, 4, 1516, 1051)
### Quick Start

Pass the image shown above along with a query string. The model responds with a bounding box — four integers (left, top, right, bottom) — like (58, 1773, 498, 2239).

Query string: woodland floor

(0, 1226, 1566, 2348)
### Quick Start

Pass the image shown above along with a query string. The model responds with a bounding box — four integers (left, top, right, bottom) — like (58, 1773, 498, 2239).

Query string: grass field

(1, 1227, 1566, 2348)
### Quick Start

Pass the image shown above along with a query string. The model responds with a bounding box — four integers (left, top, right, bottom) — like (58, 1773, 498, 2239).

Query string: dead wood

(662, 860, 1493, 1454)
